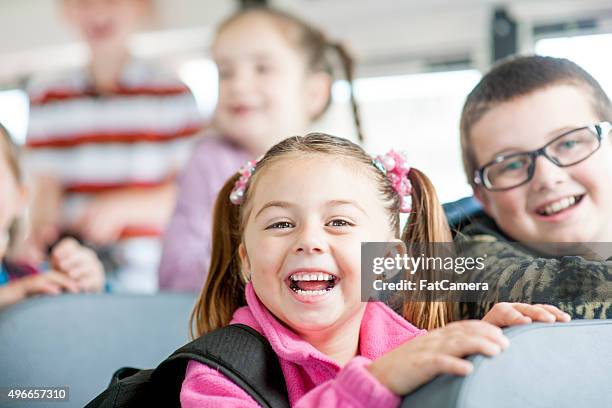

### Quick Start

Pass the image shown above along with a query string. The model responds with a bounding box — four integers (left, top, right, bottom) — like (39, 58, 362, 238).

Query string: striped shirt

(25, 60, 204, 293)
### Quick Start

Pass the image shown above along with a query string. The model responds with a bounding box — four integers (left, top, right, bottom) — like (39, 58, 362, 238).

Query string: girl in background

(159, 7, 362, 292)
(0, 123, 104, 309)
(182, 133, 568, 407)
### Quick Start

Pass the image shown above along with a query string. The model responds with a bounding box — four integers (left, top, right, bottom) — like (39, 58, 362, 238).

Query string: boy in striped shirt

(24, 0, 203, 292)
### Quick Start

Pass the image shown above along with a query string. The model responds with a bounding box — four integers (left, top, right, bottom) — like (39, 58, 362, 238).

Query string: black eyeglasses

(474, 121, 611, 191)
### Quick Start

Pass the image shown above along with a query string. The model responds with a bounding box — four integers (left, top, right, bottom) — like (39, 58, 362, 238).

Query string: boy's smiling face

(63, 0, 147, 52)
(472, 84, 612, 244)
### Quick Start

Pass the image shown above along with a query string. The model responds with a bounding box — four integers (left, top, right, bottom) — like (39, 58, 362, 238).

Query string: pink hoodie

(180, 283, 426, 407)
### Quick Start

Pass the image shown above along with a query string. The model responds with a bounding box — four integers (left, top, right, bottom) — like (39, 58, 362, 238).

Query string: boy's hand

(72, 193, 133, 245)
(71, 184, 175, 246)
(51, 237, 105, 292)
(483, 302, 571, 327)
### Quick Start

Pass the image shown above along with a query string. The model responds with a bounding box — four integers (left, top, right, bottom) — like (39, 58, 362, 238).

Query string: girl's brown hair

(400, 170, 454, 330)
(190, 133, 453, 337)
(216, 7, 364, 142)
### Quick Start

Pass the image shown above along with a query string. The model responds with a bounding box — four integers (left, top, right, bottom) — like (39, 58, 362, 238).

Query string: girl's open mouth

(287, 271, 338, 296)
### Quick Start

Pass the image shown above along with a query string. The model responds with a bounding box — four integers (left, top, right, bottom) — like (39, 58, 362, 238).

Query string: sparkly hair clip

(373, 150, 413, 213)
(230, 159, 259, 205)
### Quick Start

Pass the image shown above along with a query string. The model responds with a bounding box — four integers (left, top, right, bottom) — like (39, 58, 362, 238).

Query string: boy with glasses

(457, 55, 612, 319)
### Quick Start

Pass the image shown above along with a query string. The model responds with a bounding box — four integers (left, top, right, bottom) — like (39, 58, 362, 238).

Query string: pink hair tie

(373, 150, 412, 213)
(230, 159, 259, 205)
(231, 152, 412, 212)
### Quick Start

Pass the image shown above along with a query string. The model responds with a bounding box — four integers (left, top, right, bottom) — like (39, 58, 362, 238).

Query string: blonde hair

(0, 123, 24, 251)
(0, 123, 21, 183)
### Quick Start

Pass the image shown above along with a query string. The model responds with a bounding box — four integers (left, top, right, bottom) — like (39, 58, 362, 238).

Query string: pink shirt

(180, 283, 426, 407)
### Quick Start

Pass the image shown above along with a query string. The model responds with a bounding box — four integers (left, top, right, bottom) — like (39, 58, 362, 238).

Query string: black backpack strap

(153, 324, 290, 408)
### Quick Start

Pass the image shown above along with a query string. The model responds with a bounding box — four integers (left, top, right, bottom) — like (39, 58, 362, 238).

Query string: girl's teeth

(295, 289, 329, 296)
(290, 272, 334, 281)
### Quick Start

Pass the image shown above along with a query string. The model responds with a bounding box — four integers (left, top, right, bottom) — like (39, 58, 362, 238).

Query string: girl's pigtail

(404, 169, 452, 244)
(401, 168, 454, 330)
(329, 42, 364, 143)
(190, 173, 247, 338)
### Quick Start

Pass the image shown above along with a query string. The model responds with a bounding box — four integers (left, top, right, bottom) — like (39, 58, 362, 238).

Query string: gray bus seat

(0, 293, 196, 408)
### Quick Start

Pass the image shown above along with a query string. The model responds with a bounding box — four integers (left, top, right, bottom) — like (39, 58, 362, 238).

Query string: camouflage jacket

(455, 213, 612, 320)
